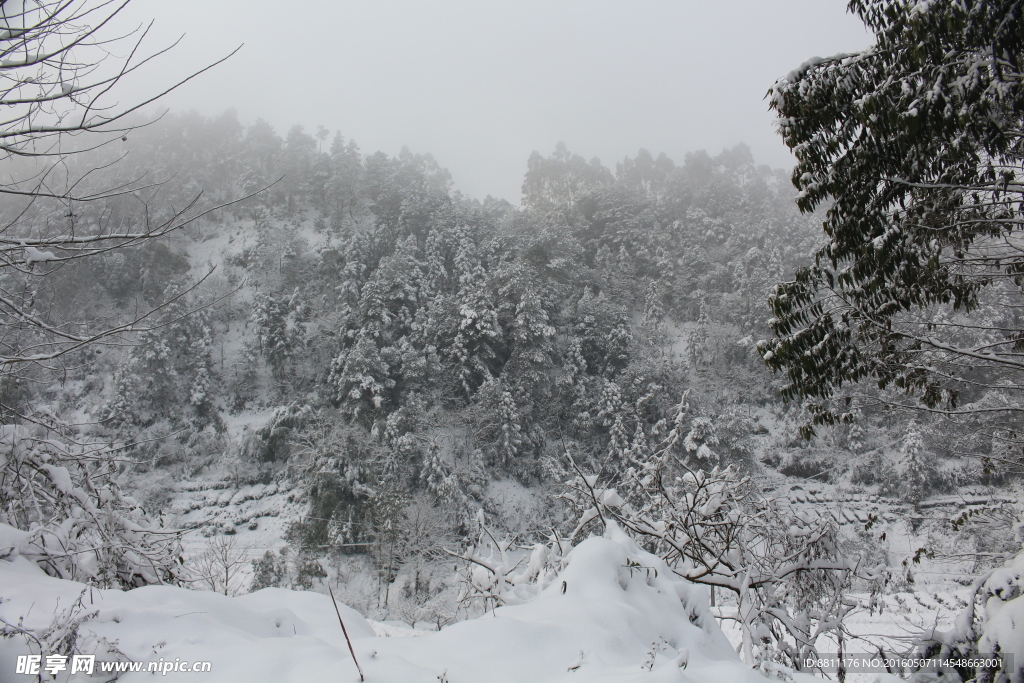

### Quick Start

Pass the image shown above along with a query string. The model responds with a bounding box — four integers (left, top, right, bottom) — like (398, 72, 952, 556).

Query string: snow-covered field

(2, 523, 798, 683)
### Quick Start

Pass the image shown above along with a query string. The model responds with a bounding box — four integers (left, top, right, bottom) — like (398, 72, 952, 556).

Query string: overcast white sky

(120, 1, 871, 202)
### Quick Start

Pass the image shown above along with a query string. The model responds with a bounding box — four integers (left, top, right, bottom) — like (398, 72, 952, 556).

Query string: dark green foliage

(250, 550, 286, 591)
(761, 0, 1024, 436)
(294, 552, 327, 590)
(246, 403, 312, 463)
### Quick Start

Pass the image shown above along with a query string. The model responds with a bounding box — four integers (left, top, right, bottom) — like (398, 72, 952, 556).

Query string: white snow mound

(0, 521, 790, 682)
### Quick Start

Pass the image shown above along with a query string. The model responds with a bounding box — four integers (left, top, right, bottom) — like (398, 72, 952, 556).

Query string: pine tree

(252, 288, 307, 382)
(897, 427, 937, 505)
(476, 378, 525, 468)
(423, 443, 459, 503)
(329, 332, 397, 420)
(596, 380, 632, 460)
(250, 550, 286, 591)
(449, 249, 503, 395)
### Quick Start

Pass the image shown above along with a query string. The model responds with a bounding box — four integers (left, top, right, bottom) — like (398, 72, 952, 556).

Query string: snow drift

(0, 521, 797, 683)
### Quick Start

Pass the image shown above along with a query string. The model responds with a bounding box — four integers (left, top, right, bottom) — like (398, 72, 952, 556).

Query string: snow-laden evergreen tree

(329, 332, 397, 421)
(476, 378, 525, 469)
(449, 242, 503, 395)
(508, 287, 555, 375)
(641, 279, 665, 326)
(422, 443, 459, 504)
(107, 285, 216, 426)
(896, 426, 939, 505)
(252, 288, 307, 382)
(595, 380, 630, 460)
(327, 133, 364, 225)
(683, 415, 719, 464)
(687, 298, 712, 369)
(572, 288, 632, 378)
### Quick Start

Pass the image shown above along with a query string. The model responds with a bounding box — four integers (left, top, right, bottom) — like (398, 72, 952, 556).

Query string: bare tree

(0, 0, 245, 393)
(0, 0, 235, 179)
(191, 535, 249, 596)
(0, 0, 248, 587)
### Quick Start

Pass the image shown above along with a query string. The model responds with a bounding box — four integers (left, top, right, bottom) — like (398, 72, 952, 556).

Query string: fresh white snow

(0, 522, 808, 683)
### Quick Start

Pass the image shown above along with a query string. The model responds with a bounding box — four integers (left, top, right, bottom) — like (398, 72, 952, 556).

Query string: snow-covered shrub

(250, 550, 286, 591)
(682, 415, 718, 462)
(448, 509, 736, 674)
(0, 426, 183, 588)
(0, 589, 129, 673)
(450, 510, 570, 617)
(777, 449, 836, 482)
(849, 448, 894, 487)
(244, 402, 312, 463)
(293, 551, 327, 590)
(916, 547, 1024, 682)
(559, 395, 883, 669)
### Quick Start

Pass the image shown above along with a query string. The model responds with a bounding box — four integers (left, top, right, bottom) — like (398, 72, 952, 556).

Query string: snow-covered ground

(150, 459, 998, 677)
(2, 523, 796, 683)
(2, 478, 1006, 683)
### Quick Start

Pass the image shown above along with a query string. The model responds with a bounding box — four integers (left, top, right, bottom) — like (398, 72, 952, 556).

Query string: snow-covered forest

(2, 1, 1024, 682)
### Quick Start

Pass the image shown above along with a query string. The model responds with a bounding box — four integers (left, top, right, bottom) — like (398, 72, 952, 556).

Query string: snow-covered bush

(450, 510, 570, 617)
(0, 425, 183, 588)
(244, 402, 312, 463)
(0, 588, 129, 673)
(915, 546, 1024, 682)
(559, 395, 883, 669)
(250, 549, 286, 591)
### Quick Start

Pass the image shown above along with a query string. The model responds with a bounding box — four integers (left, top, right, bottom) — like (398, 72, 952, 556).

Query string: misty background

(117, 0, 870, 200)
